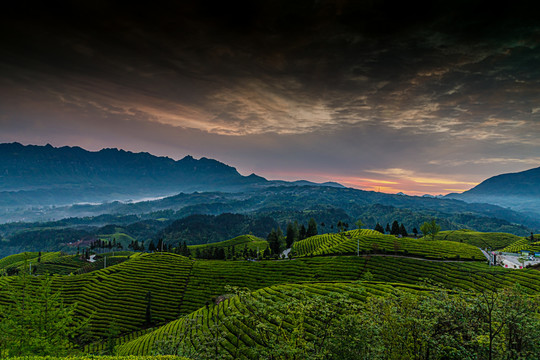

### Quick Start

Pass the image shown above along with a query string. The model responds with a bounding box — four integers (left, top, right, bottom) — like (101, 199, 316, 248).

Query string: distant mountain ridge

(0, 142, 342, 207)
(446, 166, 540, 215)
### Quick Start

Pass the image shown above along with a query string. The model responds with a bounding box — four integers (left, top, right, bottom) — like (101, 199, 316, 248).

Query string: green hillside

(98, 232, 137, 248)
(292, 229, 484, 260)
(1, 253, 194, 340)
(117, 281, 428, 356)
(433, 229, 522, 250)
(117, 277, 540, 358)
(188, 234, 267, 254)
(3, 250, 540, 354)
(0, 251, 138, 275)
(500, 237, 540, 253)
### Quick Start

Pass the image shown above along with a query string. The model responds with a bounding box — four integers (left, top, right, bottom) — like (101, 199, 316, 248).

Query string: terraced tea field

(1, 253, 194, 339)
(433, 229, 523, 250)
(501, 238, 540, 253)
(292, 229, 484, 260)
(117, 281, 429, 356)
(0, 250, 138, 275)
(3, 247, 540, 351)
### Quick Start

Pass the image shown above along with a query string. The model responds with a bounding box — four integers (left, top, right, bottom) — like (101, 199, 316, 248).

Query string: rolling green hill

(116, 281, 428, 356)
(3, 250, 540, 353)
(292, 229, 484, 260)
(433, 229, 522, 250)
(188, 234, 267, 256)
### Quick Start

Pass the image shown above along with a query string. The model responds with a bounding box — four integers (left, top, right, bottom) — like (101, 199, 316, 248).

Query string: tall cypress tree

(306, 218, 318, 238)
(299, 225, 307, 240)
(400, 223, 408, 237)
(285, 223, 296, 248)
(391, 221, 400, 236)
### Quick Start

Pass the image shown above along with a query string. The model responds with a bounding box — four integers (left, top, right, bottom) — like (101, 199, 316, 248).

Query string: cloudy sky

(1, 0, 539, 195)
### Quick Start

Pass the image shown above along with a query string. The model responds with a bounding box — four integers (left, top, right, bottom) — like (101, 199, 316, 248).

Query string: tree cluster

(194, 245, 260, 261)
(89, 238, 123, 251)
(373, 221, 412, 237)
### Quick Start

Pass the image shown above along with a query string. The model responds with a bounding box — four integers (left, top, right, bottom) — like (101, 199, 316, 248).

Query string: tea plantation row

(292, 229, 484, 260)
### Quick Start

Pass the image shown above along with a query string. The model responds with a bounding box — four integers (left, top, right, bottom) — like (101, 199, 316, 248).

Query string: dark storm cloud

(1, 0, 539, 194)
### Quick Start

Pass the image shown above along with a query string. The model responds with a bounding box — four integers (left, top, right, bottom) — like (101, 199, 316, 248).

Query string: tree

(306, 218, 318, 238)
(399, 223, 408, 237)
(391, 220, 400, 236)
(420, 219, 441, 241)
(285, 222, 297, 248)
(412, 227, 418, 237)
(0, 272, 86, 356)
(267, 228, 283, 255)
(385, 223, 391, 233)
(299, 224, 307, 240)
(355, 219, 364, 230)
(374, 223, 385, 233)
(337, 221, 344, 233)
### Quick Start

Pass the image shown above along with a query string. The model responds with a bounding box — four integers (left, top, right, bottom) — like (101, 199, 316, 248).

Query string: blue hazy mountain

(446, 166, 540, 215)
(0, 142, 341, 206)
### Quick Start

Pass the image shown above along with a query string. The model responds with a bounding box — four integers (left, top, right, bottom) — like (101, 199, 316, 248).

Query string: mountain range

(0, 142, 342, 207)
(0, 142, 538, 233)
(446, 166, 540, 216)
(0, 142, 539, 257)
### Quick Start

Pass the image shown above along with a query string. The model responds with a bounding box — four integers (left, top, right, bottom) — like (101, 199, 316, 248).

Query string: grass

(292, 229, 484, 260)
(433, 229, 522, 250)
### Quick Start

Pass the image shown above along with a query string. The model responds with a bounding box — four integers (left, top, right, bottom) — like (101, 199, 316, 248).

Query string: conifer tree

(391, 221, 400, 236)
(306, 218, 318, 238)
(285, 223, 296, 248)
(399, 223, 408, 237)
(299, 225, 307, 240)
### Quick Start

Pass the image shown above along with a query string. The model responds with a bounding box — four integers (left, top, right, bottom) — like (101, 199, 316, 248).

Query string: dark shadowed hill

(446, 166, 540, 215)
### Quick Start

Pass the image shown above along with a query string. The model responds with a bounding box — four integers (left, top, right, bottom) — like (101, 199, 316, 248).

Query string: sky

(1, 0, 539, 195)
